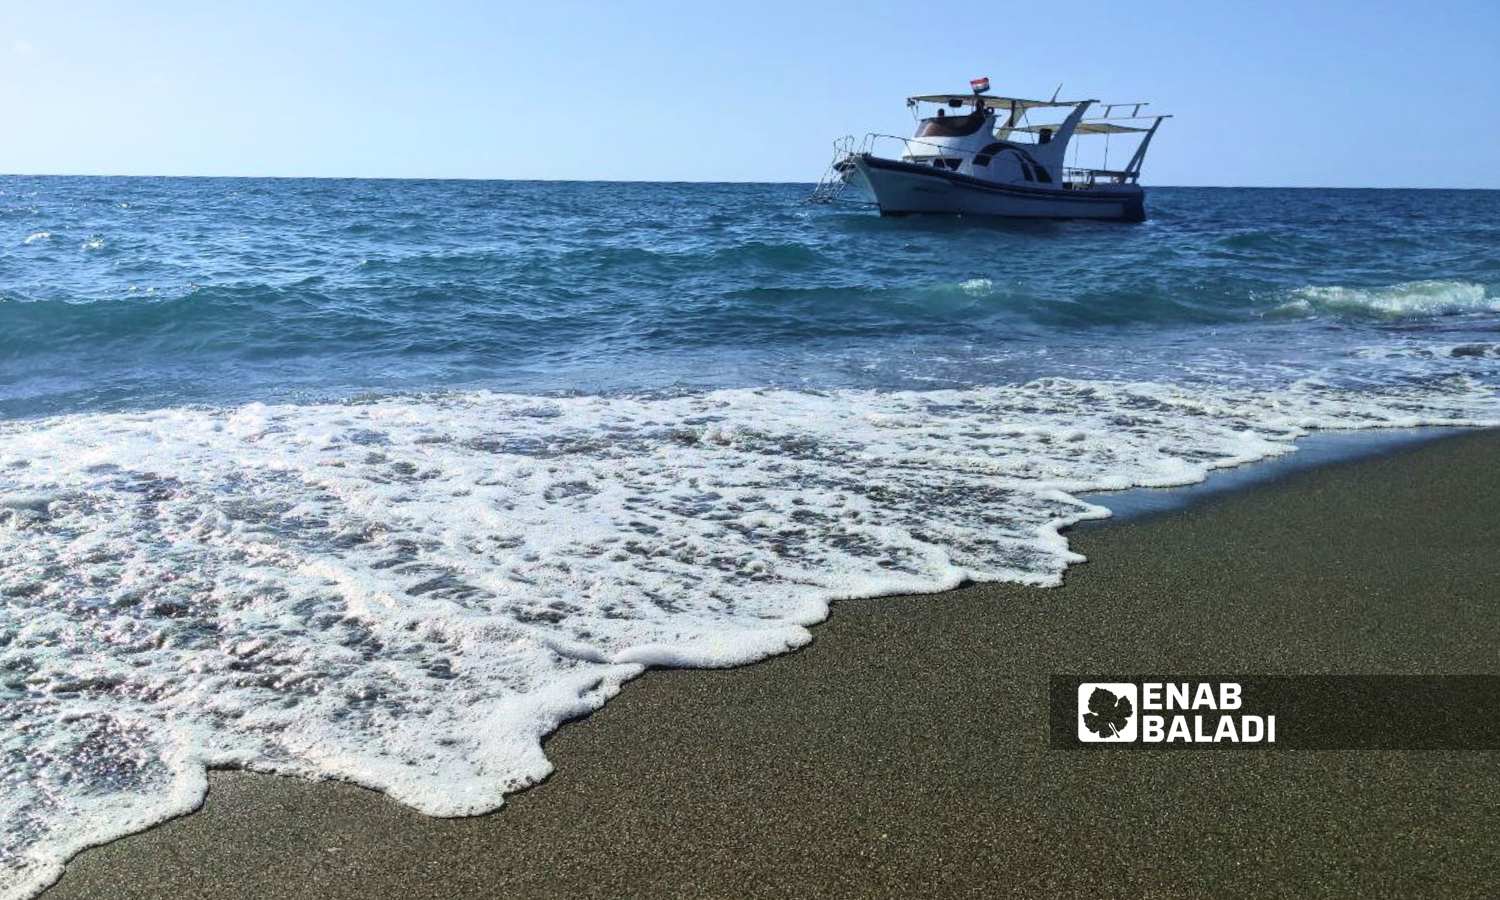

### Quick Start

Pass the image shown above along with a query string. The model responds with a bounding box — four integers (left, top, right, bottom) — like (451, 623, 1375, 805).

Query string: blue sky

(2, 0, 1497, 186)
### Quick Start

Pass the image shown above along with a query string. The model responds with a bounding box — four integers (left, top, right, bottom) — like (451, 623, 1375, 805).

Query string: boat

(812, 77, 1169, 222)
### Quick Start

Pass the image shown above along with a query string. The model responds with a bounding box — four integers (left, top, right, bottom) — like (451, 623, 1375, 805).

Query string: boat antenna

(1050, 83, 1063, 102)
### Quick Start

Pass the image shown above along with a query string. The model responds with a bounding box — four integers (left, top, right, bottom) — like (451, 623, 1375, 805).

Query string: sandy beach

(43, 429, 1500, 899)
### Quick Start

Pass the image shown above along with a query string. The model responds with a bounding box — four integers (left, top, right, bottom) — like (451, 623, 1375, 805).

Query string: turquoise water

(2, 177, 1499, 898)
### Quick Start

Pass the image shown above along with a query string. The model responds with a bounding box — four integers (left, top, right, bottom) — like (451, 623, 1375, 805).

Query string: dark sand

(47, 430, 1500, 899)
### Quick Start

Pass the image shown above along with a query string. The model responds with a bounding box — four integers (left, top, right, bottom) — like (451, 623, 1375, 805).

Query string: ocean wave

(0, 282, 481, 367)
(354, 240, 828, 282)
(1272, 280, 1496, 320)
(1, 377, 1496, 897)
(0, 284, 316, 351)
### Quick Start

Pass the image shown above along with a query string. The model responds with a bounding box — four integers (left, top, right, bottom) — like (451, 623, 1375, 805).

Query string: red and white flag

(970, 76, 990, 94)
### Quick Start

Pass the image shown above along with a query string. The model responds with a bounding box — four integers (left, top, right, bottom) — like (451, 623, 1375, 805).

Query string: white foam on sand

(1, 376, 1497, 898)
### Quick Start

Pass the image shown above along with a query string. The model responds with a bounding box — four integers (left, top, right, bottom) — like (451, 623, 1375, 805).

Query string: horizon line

(3, 172, 1499, 191)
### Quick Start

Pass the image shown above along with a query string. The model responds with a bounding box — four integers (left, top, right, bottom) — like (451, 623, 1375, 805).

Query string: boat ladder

(806, 135, 870, 204)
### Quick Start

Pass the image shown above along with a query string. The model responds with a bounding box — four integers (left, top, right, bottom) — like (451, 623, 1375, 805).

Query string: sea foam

(1, 376, 1497, 898)
(1277, 280, 1496, 319)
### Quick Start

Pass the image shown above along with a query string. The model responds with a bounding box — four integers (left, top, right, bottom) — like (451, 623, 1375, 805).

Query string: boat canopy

(906, 94, 1084, 111)
(1014, 120, 1160, 135)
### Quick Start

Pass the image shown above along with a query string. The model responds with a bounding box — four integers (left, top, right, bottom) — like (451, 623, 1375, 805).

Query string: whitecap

(1277, 280, 1496, 319)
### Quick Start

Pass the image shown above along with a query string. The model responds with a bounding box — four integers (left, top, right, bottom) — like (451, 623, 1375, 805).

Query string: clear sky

(3, 0, 1498, 187)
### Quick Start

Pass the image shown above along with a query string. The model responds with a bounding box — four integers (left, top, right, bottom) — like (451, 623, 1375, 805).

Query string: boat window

(944, 159, 961, 170)
(915, 110, 987, 138)
(973, 142, 1006, 167)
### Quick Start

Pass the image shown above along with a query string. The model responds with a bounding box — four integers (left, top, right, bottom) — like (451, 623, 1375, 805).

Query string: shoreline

(1081, 424, 1478, 521)
(42, 427, 1500, 899)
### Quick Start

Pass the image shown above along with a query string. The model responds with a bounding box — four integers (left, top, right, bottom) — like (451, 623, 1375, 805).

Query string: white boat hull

(849, 154, 1146, 222)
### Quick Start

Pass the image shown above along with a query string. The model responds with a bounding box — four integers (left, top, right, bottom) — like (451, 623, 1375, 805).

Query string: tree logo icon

(1077, 683, 1139, 742)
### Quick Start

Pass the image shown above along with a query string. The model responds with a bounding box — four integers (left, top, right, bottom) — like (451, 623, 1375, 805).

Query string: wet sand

(45, 430, 1500, 899)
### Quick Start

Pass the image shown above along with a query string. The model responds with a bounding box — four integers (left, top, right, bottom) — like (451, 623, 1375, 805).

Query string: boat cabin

(901, 92, 1168, 189)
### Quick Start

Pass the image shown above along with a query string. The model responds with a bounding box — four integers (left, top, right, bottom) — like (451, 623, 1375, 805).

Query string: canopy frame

(1014, 120, 1158, 136)
(905, 94, 1087, 111)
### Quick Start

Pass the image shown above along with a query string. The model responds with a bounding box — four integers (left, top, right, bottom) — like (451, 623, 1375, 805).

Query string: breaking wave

(2, 376, 1497, 898)
(1274, 280, 1496, 320)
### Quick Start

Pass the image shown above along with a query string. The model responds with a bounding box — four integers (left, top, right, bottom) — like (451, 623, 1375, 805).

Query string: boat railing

(1063, 167, 1138, 186)
(867, 133, 972, 163)
(808, 134, 878, 204)
(863, 134, 1143, 183)
(808, 133, 991, 203)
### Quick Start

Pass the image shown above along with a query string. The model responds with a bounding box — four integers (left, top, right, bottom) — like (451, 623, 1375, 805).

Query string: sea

(2, 177, 1498, 897)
